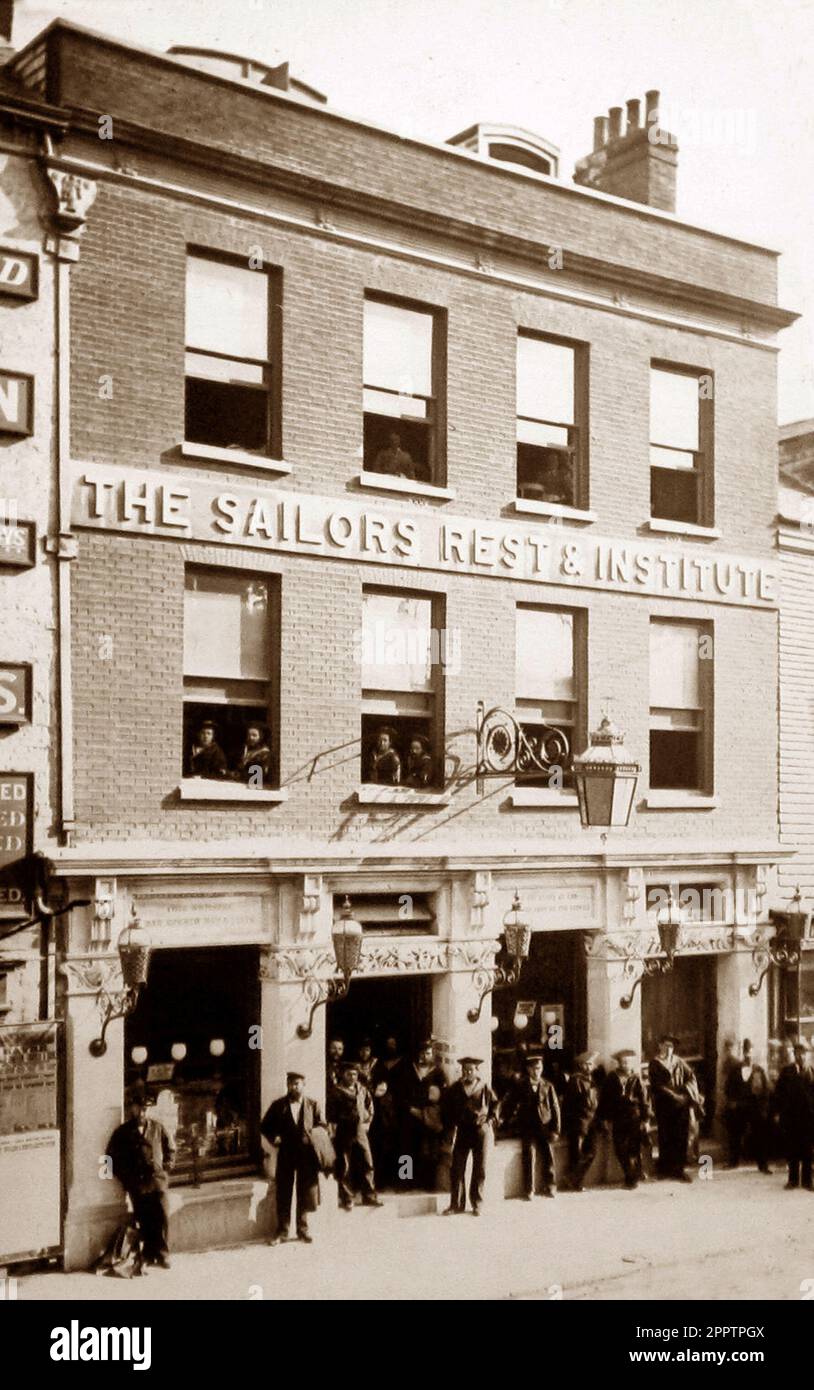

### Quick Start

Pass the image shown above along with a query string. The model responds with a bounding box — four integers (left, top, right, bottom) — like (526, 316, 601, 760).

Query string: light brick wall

(778, 545, 814, 895)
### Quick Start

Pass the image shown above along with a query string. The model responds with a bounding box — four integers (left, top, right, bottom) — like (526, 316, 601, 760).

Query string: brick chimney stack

(573, 89, 678, 213)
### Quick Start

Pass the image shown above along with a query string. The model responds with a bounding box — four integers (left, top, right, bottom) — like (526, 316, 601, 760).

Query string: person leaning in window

(404, 735, 434, 788)
(234, 721, 273, 787)
(189, 720, 228, 779)
(373, 429, 417, 480)
(369, 725, 402, 784)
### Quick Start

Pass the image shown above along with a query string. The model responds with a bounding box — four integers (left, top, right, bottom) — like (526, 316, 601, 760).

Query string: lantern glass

(504, 921, 532, 961)
(117, 918, 151, 990)
(332, 908, 363, 976)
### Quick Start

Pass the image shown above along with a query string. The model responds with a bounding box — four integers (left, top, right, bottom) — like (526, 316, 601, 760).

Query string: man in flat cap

(499, 1052, 561, 1199)
(442, 1057, 498, 1215)
(261, 1071, 329, 1244)
(562, 1051, 601, 1192)
(107, 1083, 175, 1273)
(327, 1059, 384, 1211)
(598, 1050, 651, 1190)
(649, 1035, 704, 1182)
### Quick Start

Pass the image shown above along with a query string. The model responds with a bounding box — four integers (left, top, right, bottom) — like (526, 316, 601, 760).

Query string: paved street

(14, 1167, 814, 1302)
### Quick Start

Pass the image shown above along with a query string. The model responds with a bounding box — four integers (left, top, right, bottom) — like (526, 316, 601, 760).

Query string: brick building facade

(0, 19, 799, 1264)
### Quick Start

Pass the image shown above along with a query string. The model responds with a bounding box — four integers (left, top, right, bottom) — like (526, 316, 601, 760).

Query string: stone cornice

(260, 937, 499, 982)
(49, 118, 796, 338)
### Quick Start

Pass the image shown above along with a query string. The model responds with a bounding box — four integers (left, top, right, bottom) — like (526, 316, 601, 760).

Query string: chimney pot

(626, 99, 641, 133)
(608, 107, 623, 141)
(645, 89, 660, 125)
(593, 115, 609, 151)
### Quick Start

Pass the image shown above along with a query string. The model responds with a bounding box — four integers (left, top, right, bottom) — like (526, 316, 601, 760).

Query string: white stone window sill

(357, 786, 450, 807)
(509, 788, 579, 808)
(512, 498, 597, 523)
(357, 471, 455, 501)
(647, 518, 721, 539)
(180, 441, 292, 474)
(177, 780, 288, 803)
(644, 791, 718, 809)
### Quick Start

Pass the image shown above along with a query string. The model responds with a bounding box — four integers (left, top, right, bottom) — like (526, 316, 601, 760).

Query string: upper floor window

(362, 296, 445, 485)
(185, 252, 281, 457)
(515, 606, 582, 787)
(649, 619, 712, 792)
(650, 364, 713, 526)
(183, 568, 277, 786)
(516, 334, 586, 508)
(360, 589, 444, 788)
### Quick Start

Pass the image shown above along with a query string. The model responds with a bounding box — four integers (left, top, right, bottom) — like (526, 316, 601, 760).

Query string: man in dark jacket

(773, 1042, 814, 1190)
(442, 1057, 498, 1215)
(107, 1084, 175, 1273)
(393, 1038, 447, 1190)
(599, 1049, 651, 1189)
(562, 1051, 601, 1191)
(724, 1039, 772, 1172)
(499, 1052, 560, 1199)
(327, 1060, 384, 1211)
(261, 1071, 328, 1244)
(649, 1035, 703, 1182)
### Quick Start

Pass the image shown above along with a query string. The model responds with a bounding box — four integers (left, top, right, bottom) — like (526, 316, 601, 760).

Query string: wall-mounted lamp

(618, 893, 683, 1009)
(468, 890, 532, 1024)
(748, 888, 812, 1031)
(573, 717, 640, 829)
(296, 897, 363, 1040)
(89, 905, 151, 1057)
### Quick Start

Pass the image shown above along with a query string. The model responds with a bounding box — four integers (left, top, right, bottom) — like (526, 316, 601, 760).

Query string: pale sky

(12, 0, 814, 425)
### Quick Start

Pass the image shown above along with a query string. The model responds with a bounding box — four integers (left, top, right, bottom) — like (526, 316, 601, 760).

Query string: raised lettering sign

(0, 249, 37, 302)
(0, 665, 31, 724)
(0, 371, 33, 436)
(0, 520, 35, 569)
(71, 462, 780, 611)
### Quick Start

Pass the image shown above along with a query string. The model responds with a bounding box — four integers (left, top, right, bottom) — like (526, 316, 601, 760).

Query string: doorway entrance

(492, 929, 587, 1099)
(326, 975, 432, 1066)
(642, 954, 718, 1131)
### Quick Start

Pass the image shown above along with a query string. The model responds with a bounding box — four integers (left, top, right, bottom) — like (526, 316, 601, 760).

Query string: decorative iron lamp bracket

(467, 957, 524, 1024)
(475, 702, 569, 796)
(296, 970, 354, 1040)
(89, 985, 144, 1058)
(619, 952, 676, 1010)
(748, 890, 811, 999)
(296, 897, 364, 1040)
(467, 890, 532, 1023)
(89, 905, 152, 1057)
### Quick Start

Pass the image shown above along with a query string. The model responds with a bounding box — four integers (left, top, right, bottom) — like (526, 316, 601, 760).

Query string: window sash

(363, 387, 432, 421)
(650, 367, 700, 452)
(186, 255, 269, 361)
(516, 608, 575, 703)
(517, 336, 575, 427)
(184, 572, 271, 682)
(363, 299, 434, 398)
(361, 690, 433, 717)
(185, 349, 267, 386)
(650, 621, 702, 710)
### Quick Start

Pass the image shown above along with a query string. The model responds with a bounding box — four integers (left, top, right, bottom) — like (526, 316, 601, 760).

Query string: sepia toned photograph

(1, 0, 813, 1350)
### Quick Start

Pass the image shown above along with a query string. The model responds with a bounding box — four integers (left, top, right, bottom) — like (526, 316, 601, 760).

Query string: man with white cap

(562, 1050, 601, 1191)
(598, 1050, 651, 1190)
(441, 1057, 498, 1215)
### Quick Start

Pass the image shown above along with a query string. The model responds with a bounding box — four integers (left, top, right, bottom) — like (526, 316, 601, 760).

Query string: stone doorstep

(73, 1134, 732, 1262)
